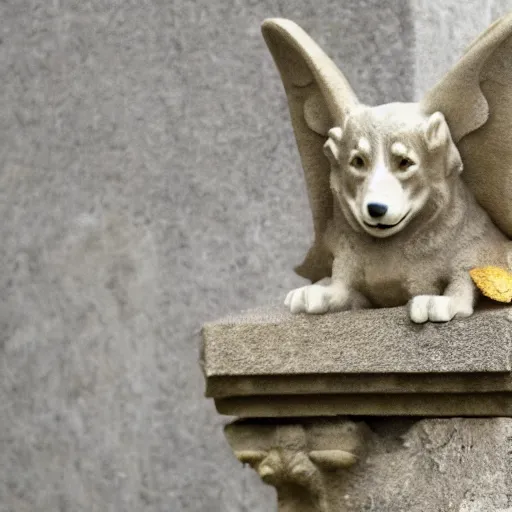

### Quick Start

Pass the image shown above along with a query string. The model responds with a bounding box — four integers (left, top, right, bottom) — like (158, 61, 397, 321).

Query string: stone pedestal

(202, 305, 512, 511)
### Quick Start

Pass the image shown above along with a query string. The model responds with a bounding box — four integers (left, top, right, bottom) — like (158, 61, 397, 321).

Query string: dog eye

(350, 156, 365, 169)
(398, 157, 414, 170)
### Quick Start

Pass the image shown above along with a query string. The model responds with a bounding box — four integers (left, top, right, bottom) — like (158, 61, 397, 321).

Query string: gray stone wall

(0, 1, 510, 511)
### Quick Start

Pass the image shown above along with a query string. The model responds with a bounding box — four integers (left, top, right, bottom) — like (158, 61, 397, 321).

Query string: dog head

(323, 103, 463, 238)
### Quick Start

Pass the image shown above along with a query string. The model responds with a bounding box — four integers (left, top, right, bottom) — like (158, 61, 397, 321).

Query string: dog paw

(409, 295, 455, 323)
(285, 285, 332, 314)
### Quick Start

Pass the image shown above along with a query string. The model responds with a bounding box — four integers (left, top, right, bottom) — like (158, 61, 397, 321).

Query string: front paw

(285, 284, 335, 314)
(409, 295, 454, 323)
(409, 295, 473, 323)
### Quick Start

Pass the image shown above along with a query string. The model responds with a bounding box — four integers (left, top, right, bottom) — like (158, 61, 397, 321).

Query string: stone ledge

(202, 304, 512, 417)
(202, 305, 511, 375)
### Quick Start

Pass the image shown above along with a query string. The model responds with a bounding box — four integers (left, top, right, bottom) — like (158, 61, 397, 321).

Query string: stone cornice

(202, 305, 512, 417)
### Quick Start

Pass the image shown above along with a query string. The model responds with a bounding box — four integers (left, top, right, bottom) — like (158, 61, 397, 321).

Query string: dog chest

(359, 257, 445, 307)
(360, 264, 410, 307)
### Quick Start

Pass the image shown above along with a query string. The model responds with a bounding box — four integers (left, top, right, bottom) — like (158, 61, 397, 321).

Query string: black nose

(367, 203, 388, 218)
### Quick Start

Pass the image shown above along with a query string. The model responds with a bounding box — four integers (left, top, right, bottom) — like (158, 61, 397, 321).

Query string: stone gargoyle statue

(262, 14, 512, 323)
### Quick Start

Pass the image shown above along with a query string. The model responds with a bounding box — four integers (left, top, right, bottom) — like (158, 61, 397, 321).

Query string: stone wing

(262, 18, 359, 281)
(421, 12, 512, 238)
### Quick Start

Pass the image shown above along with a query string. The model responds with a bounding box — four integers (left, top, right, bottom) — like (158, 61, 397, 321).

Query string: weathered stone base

(227, 417, 512, 512)
(203, 306, 512, 510)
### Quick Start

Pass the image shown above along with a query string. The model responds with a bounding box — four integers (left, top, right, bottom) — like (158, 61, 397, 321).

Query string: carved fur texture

(262, 15, 512, 323)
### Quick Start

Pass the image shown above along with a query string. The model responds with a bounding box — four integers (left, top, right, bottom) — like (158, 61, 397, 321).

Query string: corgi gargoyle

(262, 14, 512, 323)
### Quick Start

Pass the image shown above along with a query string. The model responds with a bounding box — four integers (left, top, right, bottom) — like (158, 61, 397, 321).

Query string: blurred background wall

(0, 1, 510, 511)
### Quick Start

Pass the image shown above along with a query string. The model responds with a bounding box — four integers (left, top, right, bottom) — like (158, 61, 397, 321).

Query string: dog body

(285, 103, 511, 322)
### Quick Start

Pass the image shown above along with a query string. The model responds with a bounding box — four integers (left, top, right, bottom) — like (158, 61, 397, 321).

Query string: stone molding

(202, 305, 512, 418)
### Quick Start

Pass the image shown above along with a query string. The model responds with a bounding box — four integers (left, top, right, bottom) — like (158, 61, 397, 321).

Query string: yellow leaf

(469, 266, 512, 303)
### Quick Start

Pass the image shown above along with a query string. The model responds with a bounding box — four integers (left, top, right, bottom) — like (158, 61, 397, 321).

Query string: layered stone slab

(202, 305, 512, 417)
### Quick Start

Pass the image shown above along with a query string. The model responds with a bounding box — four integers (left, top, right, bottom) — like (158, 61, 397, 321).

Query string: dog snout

(367, 203, 388, 218)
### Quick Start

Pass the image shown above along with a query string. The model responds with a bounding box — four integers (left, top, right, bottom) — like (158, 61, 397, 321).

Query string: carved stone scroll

(224, 420, 368, 512)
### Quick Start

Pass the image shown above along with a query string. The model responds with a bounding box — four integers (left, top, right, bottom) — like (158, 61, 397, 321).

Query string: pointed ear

(425, 112, 450, 149)
(323, 127, 343, 165)
(425, 112, 463, 175)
